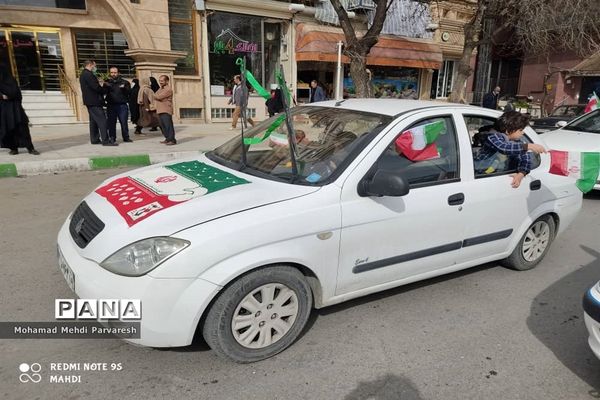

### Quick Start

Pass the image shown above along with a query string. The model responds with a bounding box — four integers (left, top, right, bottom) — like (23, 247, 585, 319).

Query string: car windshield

(564, 109, 600, 133)
(207, 106, 392, 185)
(551, 105, 585, 118)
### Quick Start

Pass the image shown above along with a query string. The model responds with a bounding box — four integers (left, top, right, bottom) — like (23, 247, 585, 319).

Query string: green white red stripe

(549, 150, 600, 193)
(395, 120, 445, 161)
(585, 92, 599, 113)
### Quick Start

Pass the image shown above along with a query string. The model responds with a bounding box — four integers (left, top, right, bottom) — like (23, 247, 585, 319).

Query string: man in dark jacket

(79, 60, 116, 146)
(482, 86, 500, 110)
(105, 67, 132, 143)
(309, 80, 326, 103)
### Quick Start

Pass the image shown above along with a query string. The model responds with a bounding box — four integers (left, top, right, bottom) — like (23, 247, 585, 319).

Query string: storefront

(294, 23, 443, 102)
(205, 10, 291, 121)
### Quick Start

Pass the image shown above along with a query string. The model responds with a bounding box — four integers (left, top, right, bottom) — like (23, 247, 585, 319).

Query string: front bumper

(57, 221, 221, 347)
(583, 286, 600, 360)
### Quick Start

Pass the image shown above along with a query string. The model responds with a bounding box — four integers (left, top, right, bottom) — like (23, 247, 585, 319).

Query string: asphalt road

(1, 170, 599, 400)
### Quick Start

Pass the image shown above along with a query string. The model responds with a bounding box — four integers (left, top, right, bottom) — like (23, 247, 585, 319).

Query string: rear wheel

(202, 266, 312, 363)
(502, 215, 555, 271)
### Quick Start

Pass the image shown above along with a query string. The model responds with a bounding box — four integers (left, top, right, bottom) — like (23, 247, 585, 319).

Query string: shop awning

(568, 52, 600, 76)
(295, 23, 443, 69)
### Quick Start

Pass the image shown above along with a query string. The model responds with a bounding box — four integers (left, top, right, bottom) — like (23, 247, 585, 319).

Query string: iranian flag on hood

(395, 120, 445, 161)
(549, 150, 600, 193)
(585, 92, 599, 113)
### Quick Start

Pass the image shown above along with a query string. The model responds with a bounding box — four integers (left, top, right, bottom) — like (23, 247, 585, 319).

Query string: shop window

(207, 12, 281, 96)
(434, 60, 455, 99)
(74, 30, 135, 77)
(342, 66, 420, 99)
(0, 0, 86, 9)
(168, 0, 197, 75)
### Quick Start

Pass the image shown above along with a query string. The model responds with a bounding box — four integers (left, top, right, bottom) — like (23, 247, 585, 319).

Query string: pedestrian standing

(129, 78, 142, 134)
(154, 75, 176, 145)
(137, 77, 160, 132)
(105, 67, 132, 143)
(228, 74, 254, 130)
(0, 64, 39, 155)
(79, 60, 116, 146)
(309, 80, 326, 103)
(482, 86, 501, 110)
(149, 77, 160, 132)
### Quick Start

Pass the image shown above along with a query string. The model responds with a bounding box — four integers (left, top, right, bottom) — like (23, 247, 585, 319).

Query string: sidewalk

(0, 123, 239, 177)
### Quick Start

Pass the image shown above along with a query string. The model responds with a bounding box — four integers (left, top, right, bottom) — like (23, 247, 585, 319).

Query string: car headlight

(100, 237, 190, 276)
(529, 121, 535, 126)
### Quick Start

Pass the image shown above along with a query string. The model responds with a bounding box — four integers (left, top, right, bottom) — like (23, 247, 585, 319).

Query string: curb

(1, 151, 203, 178)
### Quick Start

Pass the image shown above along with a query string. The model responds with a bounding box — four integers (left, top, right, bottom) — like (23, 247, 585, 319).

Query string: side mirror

(358, 169, 410, 197)
(555, 120, 568, 128)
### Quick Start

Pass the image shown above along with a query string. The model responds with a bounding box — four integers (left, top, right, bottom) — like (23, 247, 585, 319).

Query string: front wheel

(502, 215, 555, 271)
(202, 266, 313, 363)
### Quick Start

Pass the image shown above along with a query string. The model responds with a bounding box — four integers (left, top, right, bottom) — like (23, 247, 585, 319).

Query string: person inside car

(474, 111, 546, 188)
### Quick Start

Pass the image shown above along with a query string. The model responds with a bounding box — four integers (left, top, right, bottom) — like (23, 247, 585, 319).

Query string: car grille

(69, 201, 105, 248)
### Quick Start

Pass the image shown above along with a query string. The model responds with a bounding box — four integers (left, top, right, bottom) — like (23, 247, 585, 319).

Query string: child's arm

(488, 133, 527, 155)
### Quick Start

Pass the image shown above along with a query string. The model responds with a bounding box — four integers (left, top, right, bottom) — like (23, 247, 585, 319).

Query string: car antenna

(237, 57, 248, 169)
(335, 99, 347, 107)
(277, 65, 299, 181)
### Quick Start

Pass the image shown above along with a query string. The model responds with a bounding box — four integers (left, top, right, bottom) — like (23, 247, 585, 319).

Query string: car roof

(304, 99, 484, 117)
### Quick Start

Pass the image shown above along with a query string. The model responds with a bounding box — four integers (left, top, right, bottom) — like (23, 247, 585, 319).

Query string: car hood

(76, 154, 320, 261)
(543, 129, 600, 152)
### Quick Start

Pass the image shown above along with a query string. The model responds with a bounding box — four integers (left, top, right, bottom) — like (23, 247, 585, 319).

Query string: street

(1, 169, 599, 400)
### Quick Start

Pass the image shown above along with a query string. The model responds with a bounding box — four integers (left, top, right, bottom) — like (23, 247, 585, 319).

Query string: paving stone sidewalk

(0, 123, 239, 177)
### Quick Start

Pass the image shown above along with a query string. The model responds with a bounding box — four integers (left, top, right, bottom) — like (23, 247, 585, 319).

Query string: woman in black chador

(0, 65, 39, 155)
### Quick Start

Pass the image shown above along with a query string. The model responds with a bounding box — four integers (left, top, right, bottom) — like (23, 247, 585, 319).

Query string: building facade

(0, 0, 475, 124)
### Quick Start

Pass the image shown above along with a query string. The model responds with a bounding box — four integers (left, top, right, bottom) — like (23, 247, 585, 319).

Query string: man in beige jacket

(154, 75, 176, 145)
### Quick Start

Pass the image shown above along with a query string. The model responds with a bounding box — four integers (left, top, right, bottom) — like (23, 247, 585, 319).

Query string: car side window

(463, 114, 541, 177)
(377, 116, 460, 187)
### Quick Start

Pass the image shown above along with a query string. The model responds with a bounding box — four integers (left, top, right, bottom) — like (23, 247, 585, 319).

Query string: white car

(57, 100, 582, 362)
(584, 282, 600, 359)
(543, 109, 600, 190)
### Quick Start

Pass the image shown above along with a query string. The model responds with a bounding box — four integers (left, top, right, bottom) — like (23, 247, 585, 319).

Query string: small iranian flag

(269, 132, 289, 147)
(549, 150, 600, 193)
(585, 92, 599, 113)
(395, 120, 445, 161)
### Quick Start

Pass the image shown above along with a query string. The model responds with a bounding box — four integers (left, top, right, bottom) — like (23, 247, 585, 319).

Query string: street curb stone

(0, 163, 18, 177)
(1, 151, 205, 178)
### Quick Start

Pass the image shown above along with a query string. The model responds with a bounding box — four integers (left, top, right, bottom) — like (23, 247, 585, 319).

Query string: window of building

(207, 12, 281, 96)
(74, 30, 135, 77)
(0, 0, 86, 9)
(343, 66, 420, 99)
(168, 0, 197, 75)
(433, 60, 455, 99)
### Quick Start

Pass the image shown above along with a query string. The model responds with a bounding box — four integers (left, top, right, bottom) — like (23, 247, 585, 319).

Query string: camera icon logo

(19, 363, 42, 383)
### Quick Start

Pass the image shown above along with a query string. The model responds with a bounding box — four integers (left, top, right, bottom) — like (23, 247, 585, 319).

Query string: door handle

(448, 193, 465, 206)
(530, 180, 541, 191)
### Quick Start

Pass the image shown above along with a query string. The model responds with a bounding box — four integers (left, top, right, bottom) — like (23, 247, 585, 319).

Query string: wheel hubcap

(231, 283, 299, 349)
(521, 221, 550, 262)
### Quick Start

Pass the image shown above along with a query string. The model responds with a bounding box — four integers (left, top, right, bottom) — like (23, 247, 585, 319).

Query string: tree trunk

(448, 42, 476, 103)
(349, 55, 371, 98)
(448, 0, 489, 103)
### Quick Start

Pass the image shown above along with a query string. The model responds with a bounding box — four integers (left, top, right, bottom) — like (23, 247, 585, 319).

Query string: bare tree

(449, 0, 600, 104)
(329, 0, 391, 98)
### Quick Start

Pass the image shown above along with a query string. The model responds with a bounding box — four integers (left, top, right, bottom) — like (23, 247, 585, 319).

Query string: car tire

(501, 215, 555, 271)
(202, 266, 313, 363)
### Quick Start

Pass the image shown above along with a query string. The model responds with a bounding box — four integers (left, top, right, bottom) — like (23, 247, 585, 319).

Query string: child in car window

(474, 111, 546, 188)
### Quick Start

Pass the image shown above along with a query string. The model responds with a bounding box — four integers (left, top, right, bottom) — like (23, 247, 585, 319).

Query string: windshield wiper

(277, 65, 300, 183)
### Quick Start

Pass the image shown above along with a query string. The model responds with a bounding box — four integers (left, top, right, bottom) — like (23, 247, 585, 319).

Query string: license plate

(58, 248, 75, 292)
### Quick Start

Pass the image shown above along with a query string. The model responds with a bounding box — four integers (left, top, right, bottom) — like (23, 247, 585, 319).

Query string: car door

(336, 111, 472, 296)
(453, 110, 542, 262)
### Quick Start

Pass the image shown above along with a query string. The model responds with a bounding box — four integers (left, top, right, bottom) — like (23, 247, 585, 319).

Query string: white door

(454, 111, 541, 262)
(336, 112, 471, 295)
